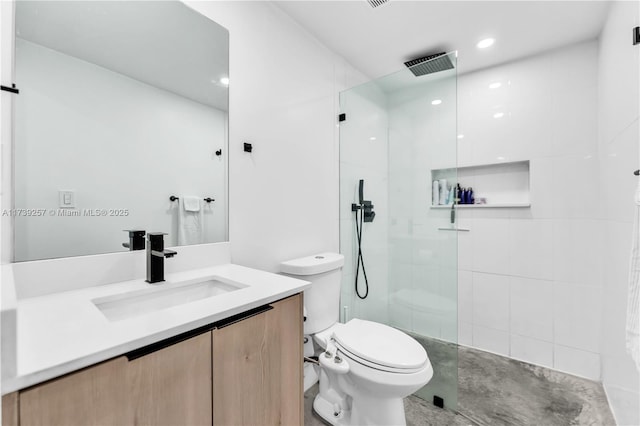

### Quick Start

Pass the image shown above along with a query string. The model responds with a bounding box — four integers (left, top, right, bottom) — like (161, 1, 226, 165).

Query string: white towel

(183, 196, 201, 212)
(626, 181, 640, 371)
(178, 196, 203, 245)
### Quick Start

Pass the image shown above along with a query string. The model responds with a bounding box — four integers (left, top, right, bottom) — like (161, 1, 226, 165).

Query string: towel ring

(204, 198, 215, 203)
(169, 196, 179, 202)
(635, 170, 639, 176)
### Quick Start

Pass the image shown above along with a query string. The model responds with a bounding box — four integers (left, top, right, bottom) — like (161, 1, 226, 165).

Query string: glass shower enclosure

(339, 52, 458, 409)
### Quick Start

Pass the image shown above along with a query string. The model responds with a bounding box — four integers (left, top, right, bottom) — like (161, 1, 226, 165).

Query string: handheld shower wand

(352, 179, 375, 299)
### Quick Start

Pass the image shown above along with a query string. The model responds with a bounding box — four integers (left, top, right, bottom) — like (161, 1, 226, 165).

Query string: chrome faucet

(146, 232, 177, 283)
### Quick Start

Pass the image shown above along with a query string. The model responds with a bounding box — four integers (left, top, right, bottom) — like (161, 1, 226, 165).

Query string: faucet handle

(164, 249, 177, 258)
(123, 230, 146, 251)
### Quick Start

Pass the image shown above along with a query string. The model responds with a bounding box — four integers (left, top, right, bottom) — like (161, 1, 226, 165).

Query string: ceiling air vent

(366, 0, 389, 8)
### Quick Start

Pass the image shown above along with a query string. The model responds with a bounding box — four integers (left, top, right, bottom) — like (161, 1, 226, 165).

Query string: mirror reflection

(13, 1, 229, 261)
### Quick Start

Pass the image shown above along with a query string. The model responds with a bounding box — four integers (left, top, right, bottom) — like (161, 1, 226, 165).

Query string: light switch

(59, 190, 76, 208)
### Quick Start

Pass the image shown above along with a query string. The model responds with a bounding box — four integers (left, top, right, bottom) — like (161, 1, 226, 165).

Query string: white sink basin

(92, 277, 247, 321)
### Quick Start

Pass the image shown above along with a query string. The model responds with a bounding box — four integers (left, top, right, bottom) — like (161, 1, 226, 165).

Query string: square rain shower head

(404, 53, 454, 77)
(366, 0, 389, 8)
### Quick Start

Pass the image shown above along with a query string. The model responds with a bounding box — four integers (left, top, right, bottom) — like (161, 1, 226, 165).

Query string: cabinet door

(19, 331, 212, 426)
(20, 357, 131, 426)
(128, 331, 212, 426)
(212, 293, 303, 426)
(2, 392, 19, 426)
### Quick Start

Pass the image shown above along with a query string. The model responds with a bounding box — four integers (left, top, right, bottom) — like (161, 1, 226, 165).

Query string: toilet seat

(330, 319, 429, 374)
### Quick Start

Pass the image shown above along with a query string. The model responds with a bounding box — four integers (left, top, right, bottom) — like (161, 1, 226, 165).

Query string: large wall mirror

(13, 1, 229, 261)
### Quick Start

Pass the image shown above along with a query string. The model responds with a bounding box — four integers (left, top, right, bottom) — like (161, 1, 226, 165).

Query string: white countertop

(3, 263, 310, 394)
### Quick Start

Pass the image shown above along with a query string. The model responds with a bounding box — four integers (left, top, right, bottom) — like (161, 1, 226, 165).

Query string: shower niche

(431, 160, 531, 208)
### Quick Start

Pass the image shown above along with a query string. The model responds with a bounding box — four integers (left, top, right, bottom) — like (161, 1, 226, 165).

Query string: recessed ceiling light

(457, 134, 464, 139)
(220, 77, 229, 85)
(370, 137, 377, 141)
(493, 112, 504, 119)
(497, 156, 505, 160)
(431, 99, 442, 105)
(477, 38, 495, 49)
(489, 82, 502, 89)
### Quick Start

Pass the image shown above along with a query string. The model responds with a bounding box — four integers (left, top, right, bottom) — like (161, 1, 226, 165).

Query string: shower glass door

(339, 52, 458, 410)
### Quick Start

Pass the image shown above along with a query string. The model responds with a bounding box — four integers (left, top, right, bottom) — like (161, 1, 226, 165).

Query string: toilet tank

(280, 253, 344, 335)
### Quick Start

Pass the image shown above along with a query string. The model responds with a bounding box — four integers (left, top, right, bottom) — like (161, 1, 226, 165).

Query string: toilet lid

(332, 319, 427, 370)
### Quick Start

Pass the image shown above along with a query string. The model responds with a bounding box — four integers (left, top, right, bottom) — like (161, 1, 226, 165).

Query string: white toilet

(281, 253, 433, 426)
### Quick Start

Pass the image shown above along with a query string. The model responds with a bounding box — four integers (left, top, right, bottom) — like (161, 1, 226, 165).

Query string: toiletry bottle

(432, 180, 439, 206)
(456, 183, 462, 204)
(440, 179, 448, 205)
(448, 185, 455, 205)
(469, 187, 475, 204)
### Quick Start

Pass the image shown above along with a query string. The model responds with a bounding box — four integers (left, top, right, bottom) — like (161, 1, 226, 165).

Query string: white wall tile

(411, 264, 440, 297)
(554, 344, 601, 380)
(508, 219, 553, 280)
(472, 219, 510, 274)
(550, 87, 598, 158)
(526, 158, 554, 219)
(603, 385, 640, 426)
(553, 282, 602, 352)
(600, 120, 639, 223)
(457, 217, 474, 271)
(552, 220, 603, 287)
(472, 272, 509, 331)
(389, 304, 412, 331)
(473, 325, 509, 357)
(551, 155, 600, 220)
(413, 311, 441, 340)
(458, 270, 473, 325)
(549, 40, 598, 93)
(458, 321, 473, 347)
(440, 315, 457, 343)
(510, 277, 553, 341)
(510, 334, 553, 368)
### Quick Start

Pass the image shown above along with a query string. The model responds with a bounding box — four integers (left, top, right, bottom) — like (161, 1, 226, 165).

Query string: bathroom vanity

(3, 294, 302, 426)
(0, 246, 309, 426)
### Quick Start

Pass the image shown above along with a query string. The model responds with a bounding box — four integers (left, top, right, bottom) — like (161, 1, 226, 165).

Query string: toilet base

(314, 391, 407, 426)
(313, 393, 350, 425)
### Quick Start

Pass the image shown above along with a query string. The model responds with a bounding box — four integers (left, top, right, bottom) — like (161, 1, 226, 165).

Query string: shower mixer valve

(351, 200, 376, 223)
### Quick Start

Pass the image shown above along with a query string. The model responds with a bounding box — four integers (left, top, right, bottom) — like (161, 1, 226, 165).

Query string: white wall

(598, 2, 640, 424)
(13, 39, 227, 260)
(456, 41, 604, 380)
(186, 1, 366, 272)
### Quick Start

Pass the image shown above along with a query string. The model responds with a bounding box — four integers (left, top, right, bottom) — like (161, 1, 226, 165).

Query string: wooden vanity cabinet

(127, 331, 212, 425)
(19, 356, 132, 426)
(3, 293, 302, 426)
(212, 293, 303, 426)
(18, 331, 212, 426)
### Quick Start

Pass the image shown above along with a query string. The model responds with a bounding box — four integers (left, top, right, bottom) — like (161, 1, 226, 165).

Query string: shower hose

(354, 205, 369, 299)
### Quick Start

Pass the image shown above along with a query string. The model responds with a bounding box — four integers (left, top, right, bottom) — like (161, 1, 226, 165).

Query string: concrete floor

(304, 341, 616, 426)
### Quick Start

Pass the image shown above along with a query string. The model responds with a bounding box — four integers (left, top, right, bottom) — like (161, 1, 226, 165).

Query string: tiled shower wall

(456, 41, 604, 379)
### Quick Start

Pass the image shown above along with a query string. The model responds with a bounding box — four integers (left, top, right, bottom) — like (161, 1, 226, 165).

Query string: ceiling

(275, 0, 611, 79)
(15, 1, 229, 111)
